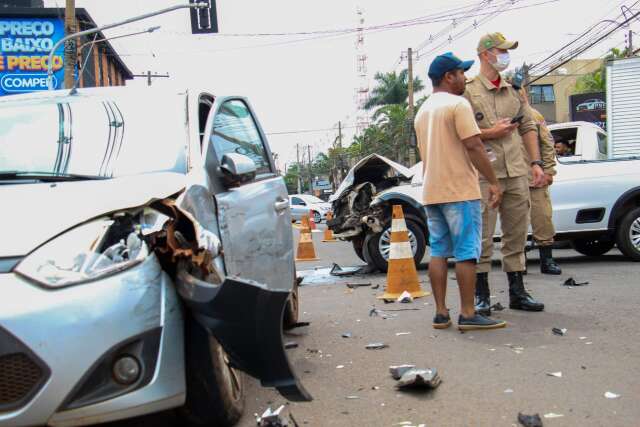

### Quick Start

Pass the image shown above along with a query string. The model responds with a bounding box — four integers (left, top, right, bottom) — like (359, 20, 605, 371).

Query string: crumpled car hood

(331, 154, 414, 201)
(0, 172, 186, 257)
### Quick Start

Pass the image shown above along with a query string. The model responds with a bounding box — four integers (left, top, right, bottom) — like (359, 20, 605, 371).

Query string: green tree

(364, 69, 424, 110)
(573, 47, 627, 94)
(284, 164, 308, 194)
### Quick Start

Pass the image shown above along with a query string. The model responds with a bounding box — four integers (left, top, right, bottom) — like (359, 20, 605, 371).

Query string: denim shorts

(425, 200, 482, 262)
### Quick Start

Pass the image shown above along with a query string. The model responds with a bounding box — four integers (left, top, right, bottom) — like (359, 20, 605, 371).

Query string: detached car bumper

(0, 255, 185, 427)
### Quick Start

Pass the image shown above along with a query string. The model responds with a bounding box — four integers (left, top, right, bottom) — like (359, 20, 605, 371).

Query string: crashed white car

(0, 87, 309, 427)
(329, 146, 640, 269)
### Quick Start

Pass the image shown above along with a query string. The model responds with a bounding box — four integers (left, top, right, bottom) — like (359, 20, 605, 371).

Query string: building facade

(528, 58, 603, 124)
(0, 6, 132, 96)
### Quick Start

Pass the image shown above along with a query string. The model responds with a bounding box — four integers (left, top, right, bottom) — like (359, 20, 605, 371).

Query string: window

(291, 197, 304, 205)
(597, 132, 608, 156)
(211, 100, 272, 175)
(529, 85, 555, 103)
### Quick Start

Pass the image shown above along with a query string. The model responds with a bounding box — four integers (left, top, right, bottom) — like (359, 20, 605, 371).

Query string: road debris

(396, 368, 441, 389)
(365, 342, 389, 350)
(369, 307, 398, 319)
(284, 342, 299, 349)
(384, 307, 422, 312)
(342, 332, 353, 338)
(372, 284, 380, 289)
(284, 322, 310, 331)
(517, 412, 543, 427)
(397, 290, 414, 303)
(336, 365, 345, 369)
(579, 336, 588, 340)
(345, 395, 360, 400)
(346, 282, 372, 289)
(605, 391, 620, 399)
(504, 388, 514, 393)
(256, 405, 289, 427)
(389, 365, 416, 380)
(395, 332, 411, 336)
(306, 348, 320, 354)
(546, 372, 563, 378)
(563, 277, 589, 287)
(330, 263, 362, 276)
(552, 327, 567, 336)
(490, 302, 505, 311)
(544, 413, 564, 419)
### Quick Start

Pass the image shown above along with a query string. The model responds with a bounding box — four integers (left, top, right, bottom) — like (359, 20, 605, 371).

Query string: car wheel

(366, 218, 426, 272)
(180, 314, 245, 427)
(352, 236, 366, 262)
(616, 207, 640, 261)
(283, 275, 300, 327)
(570, 237, 615, 257)
(312, 211, 322, 223)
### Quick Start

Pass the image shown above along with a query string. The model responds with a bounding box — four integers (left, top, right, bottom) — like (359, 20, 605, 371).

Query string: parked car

(0, 87, 309, 427)
(329, 148, 640, 271)
(289, 194, 332, 223)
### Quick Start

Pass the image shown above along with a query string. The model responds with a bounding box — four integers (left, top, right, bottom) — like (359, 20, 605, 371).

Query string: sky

(43, 0, 639, 169)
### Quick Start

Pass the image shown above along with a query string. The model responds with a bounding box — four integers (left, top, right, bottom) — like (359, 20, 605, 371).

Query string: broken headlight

(15, 216, 149, 289)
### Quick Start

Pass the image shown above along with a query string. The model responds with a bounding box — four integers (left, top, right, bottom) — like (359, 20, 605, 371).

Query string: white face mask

(490, 51, 510, 72)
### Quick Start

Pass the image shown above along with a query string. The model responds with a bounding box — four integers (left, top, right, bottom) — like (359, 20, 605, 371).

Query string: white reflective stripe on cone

(390, 241, 413, 259)
(391, 218, 408, 232)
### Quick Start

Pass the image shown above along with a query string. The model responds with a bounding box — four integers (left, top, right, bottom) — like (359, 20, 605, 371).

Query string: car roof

(548, 121, 605, 132)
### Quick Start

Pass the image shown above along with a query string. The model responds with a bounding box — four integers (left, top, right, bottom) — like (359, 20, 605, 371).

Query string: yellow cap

(477, 32, 518, 53)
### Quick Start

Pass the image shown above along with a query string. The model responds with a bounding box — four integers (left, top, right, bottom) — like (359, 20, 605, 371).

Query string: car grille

(0, 327, 49, 413)
(0, 353, 43, 407)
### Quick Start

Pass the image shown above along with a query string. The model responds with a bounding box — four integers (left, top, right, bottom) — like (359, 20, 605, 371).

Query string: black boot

(507, 272, 545, 311)
(475, 272, 491, 316)
(539, 246, 562, 275)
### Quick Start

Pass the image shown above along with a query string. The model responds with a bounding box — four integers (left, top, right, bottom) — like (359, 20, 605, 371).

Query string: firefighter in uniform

(464, 33, 547, 315)
(520, 90, 562, 275)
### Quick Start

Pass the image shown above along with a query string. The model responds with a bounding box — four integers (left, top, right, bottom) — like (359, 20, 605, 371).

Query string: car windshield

(301, 195, 325, 204)
(0, 94, 188, 179)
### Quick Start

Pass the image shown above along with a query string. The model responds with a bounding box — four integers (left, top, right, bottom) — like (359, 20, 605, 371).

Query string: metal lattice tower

(355, 7, 370, 135)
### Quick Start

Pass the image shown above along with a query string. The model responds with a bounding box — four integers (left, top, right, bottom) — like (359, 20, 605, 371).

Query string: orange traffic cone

(378, 205, 429, 300)
(308, 213, 317, 230)
(322, 212, 337, 242)
(296, 215, 319, 261)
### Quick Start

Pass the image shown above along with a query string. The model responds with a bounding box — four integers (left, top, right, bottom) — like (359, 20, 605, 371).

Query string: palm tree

(364, 69, 424, 110)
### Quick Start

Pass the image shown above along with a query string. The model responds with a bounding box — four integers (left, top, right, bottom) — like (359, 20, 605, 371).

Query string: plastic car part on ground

(389, 365, 416, 380)
(517, 413, 543, 427)
(396, 368, 441, 389)
(256, 405, 295, 427)
(365, 342, 389, 350)
(552, 327, 567, 336)
(397, 290, 414, 303)
(330, 263, 363, 276)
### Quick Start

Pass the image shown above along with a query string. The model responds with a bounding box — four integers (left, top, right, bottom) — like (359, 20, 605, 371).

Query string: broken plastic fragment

(389, 365, 416, 380)
(544, 413, 564, 419)
(346, 282, 372, 289)
(345, 395, 360, 400)
(342, 332, 353, 338)
(336, 365, 345, 369)
(369, 307, 397, 319)
(330, 263, 362, 276)
(504, 388, 514, 393)
(546, 372, 562, 378)
(365, 342, 389, 350)
(552, 327, 567, 336)
(257, 405, 288, 427)
(395, 332, 411, 336)
(490, 302, 505, 311)
(563, 277, 589, 286)
(397, 290, 414, 303)
(396, 368, 441, 389)
(517, 412, 543, 427)
(605, 391, 620, 399)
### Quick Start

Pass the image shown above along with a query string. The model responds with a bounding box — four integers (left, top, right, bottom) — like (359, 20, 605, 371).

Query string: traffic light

(190, 0, 218, 34)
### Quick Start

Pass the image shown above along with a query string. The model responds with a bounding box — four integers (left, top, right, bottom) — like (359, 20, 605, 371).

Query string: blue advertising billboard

(0, 17, 65, 96)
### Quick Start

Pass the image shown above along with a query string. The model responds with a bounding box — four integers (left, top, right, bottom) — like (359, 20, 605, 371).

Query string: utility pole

(296, 144, 302, 194)
(132, 71, 171, 86)
(307, 144, 313, 195)
(64, 0, 76, 89)
(407, 47, 416, 167)
(337, 121, 345, 181)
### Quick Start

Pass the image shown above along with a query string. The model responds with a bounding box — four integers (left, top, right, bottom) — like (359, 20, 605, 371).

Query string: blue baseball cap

(428, 52, 475, 79)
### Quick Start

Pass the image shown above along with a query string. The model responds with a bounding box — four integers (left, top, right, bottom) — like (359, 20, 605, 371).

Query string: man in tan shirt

(464, 32, 546, 315)
(415, 52, 505, 331)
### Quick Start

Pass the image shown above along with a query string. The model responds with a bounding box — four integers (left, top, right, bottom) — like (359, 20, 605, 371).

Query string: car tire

(312, 211, 322, 223)
(352, 236, 366, 262)
(180, 314, 245, 427)
(283, 276, 300, 327)
(570, 237, 615, 257)
(616, 207, 640, 261)
(366, 218, 426, 272)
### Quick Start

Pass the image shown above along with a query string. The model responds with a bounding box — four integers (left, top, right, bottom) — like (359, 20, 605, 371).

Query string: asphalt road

(108, 224, 640, 427)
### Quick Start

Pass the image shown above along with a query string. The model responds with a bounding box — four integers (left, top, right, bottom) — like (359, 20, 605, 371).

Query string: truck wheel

(366, 218, 426, 272)
(616, 207, 640, 261)
(283, 276, 300, 327)
(570, 237, 615, 257)
(352, 236, 366, 262)
(180, 314, 244, 427)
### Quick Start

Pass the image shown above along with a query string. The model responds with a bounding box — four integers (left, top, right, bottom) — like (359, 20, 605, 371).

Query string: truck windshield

(0, 95, 188, 179)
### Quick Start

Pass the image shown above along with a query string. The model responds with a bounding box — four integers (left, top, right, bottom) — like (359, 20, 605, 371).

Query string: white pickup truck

(329, 124, 640, 270)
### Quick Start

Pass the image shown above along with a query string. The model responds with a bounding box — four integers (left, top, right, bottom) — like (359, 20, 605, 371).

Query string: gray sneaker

(458, 314, 506, 331)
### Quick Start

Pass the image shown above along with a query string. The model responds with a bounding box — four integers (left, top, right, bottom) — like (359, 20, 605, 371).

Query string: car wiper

(0, 171, 108, 182)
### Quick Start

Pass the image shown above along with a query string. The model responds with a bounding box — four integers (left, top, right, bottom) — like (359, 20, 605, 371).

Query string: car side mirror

(219, 153, 257, 187)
